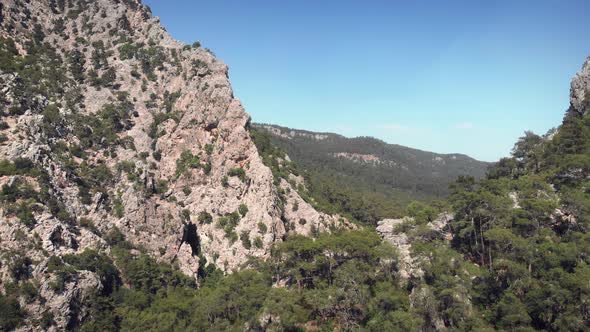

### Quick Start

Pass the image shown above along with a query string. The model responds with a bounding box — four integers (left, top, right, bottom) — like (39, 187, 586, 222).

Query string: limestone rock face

(0, 0, 346, 329)
(570, 57, 590, 115)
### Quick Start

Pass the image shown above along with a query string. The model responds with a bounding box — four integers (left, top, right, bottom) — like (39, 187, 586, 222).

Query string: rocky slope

(569, 56, 590, 117)
(0, 0, 345, 329)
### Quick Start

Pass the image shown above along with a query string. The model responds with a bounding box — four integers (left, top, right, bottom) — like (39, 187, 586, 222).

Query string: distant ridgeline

(252, 123, 490, 222)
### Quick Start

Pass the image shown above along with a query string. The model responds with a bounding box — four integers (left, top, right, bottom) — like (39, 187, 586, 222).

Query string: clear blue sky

(144, 0, 590, 161)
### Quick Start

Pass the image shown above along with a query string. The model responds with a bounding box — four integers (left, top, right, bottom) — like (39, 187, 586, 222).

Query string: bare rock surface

(570, 57, 590, 115)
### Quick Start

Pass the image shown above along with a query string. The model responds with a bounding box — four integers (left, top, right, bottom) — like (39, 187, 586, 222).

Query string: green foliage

(217, 211, 241, 238)
(227, 167, 247, 182)
(257, 222, 268, 234)
(0, 158, 37, 176)
(180, 209, 191, 222)
(76, 230, 409, 331)
(40, 311, 55, 330)
(16, 201, 36, 228)
(406, 200, 439, 223)
(0, 294, 25, 331)
(238, 203, 248, 217)
(63, 249, 120, 295)
(113, 196, 124, 218)
(73, 99, 134, 150)
(68, 49, 86, 83)
(118, 42, 141, 60)
(204, 144, 214, 155)
(148, 111, 179, 139)
(197, 211, 212, 224)
(253, 236, 264, 249)
(439, 112, 590, 330)
(175, 150, 201, 176)
(240, 230, 251, 249)
(8, 255, 32, 281)
(80, 217, 100, 235)
(202, 162, 212, 175)
(104, 227, 129, 248)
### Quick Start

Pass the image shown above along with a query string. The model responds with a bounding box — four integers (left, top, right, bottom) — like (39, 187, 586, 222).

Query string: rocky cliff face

(0, 0, 344, 329)
(570, 57, 590, 116)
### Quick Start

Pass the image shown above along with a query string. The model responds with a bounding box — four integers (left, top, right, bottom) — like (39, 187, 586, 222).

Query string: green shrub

(153, 150, 162, 161)
(9, 255, 32, 281)
(104, 227, 128, 247)
(218, 211, 241, 237)
(228, 167, 246, 182)
(203, 162, 212, 175)
(79, 218, 100, 235)
(63, 249, 120, 295)
(176, 150, 200, 176)
(0, 158, 36, 176)
(227, 231, 238, 244)
(182, 186, 192, 195)
(16, 202, 36, 228)
(205, 144, 214, 155)
(238, 203, 249, 217)
(40, 311, 55, 330)
(241, 231, 251, 249)
(154, 179, 169, 195)
(253, 236, 263, 249)
(180, 209, 191, 222)
(198, 211, 212, 224)
(257, 222, 267, 234)
(0, 294, 25, 331)
(112, 196, 124, 218)
(20, 281, 38, 303)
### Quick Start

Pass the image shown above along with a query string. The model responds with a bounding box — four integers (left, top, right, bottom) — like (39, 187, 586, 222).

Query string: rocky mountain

(254, 123, 489, 198)
(0, 0, 347, 329)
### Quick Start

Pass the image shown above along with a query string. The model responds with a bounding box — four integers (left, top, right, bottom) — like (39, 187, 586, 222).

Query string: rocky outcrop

(0, 0, 346, 329)
(376, 213, 453, 281)
(255, 124, 331, 141)
(570, 57, 590, 116)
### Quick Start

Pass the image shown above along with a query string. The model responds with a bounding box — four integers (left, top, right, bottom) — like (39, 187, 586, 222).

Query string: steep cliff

(0, 0, 345, 329)
(569, 56, 590, 117)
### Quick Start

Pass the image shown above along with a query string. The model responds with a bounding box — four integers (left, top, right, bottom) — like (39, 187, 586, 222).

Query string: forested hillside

(252, 123, 489, 224)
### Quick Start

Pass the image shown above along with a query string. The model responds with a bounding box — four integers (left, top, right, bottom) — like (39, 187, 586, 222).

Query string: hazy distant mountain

(253, 123, 490, 198)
